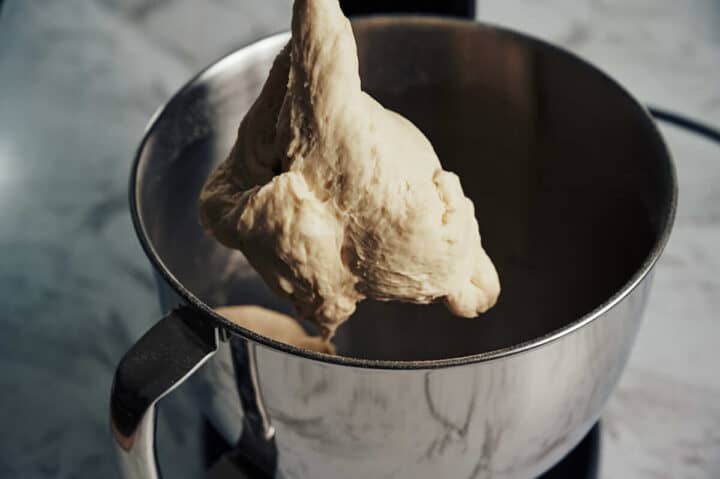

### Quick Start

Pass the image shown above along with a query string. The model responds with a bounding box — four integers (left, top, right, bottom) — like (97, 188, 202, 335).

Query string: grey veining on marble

(0, 0, 717, 478)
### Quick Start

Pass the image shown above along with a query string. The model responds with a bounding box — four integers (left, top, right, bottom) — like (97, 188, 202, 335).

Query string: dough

(200, 0, 500, 337)
(216, 305, 335, 354)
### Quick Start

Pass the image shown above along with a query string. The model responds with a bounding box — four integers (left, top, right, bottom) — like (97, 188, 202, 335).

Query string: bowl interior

(135, 19, 674, 361)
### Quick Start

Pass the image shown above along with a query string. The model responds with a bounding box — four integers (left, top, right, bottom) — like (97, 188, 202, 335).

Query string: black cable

(648, 106, 720, 144)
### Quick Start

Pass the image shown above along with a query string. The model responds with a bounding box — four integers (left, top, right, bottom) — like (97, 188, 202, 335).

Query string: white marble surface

(0, 0, 718, 477)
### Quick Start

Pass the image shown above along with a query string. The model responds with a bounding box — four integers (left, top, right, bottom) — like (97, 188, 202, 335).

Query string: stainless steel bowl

(112, 17, 676, 479)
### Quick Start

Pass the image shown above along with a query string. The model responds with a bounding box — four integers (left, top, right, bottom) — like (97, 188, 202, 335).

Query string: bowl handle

(110, 308, 218, 479)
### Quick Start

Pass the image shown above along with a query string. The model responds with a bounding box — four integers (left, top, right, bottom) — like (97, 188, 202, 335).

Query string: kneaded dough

(216, 305, 335, 354)
(200, 0, 500, 337)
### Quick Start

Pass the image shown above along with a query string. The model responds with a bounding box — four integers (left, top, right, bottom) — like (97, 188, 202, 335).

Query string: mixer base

(539, 422, 600, 479)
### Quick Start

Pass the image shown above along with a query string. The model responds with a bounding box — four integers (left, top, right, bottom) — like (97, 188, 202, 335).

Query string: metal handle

(110, 307, 219, 479)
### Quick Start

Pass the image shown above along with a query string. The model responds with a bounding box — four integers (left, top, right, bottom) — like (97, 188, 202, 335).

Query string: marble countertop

(0, 0, 718, 477)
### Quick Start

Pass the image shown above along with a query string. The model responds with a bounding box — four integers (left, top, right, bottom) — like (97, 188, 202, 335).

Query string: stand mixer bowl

(112, 17, 676, 479)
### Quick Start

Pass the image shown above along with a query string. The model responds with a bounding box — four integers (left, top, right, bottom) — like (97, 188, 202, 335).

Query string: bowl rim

(129, 16, 678, 370)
